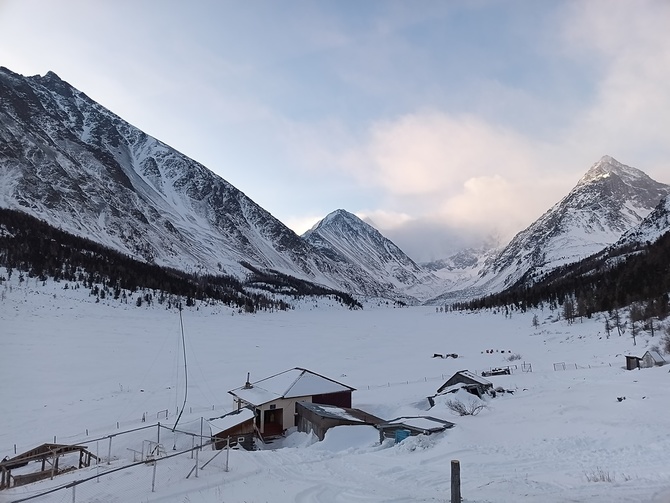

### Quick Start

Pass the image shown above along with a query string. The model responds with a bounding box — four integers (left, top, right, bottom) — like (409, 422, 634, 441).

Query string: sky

(1, 0, 670, 262)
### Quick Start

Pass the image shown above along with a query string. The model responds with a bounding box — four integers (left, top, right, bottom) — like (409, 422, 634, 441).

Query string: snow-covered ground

(1, 272, 670, 502)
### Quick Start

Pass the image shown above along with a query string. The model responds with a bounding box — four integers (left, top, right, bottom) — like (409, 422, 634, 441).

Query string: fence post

(157, 422, 161, 445)
(72, 484, 76, 503)
(195, 447, 199, 478)
(200, 417, 204, 451)
(225, 437, 230, 472)
(151, 461, 157, 492)
(107, 437, 112, 465)
(451, 459, 461, 503)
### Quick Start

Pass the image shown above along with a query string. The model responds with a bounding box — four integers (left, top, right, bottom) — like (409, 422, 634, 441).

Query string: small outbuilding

(0, 443, 97, 489)
(626, 351, 666, 370)
(436, 370, 493, 398)
(228, 368, 355, 440)
(376, 416, 455, 444)
(296, 402, 383, 441)
(209, 408, 256, 450)
(625, 355, 642, 370)
(641, 350, 666, 368)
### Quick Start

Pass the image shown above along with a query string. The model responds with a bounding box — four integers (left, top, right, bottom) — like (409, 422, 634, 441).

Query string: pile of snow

(309, 425, 380, 452)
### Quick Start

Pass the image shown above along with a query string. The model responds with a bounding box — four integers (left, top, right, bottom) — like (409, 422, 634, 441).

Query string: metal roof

(228, 367, 355, 407)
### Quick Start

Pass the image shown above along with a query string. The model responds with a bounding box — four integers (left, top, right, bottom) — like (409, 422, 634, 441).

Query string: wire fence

(2, 404, 230, 462)
(552, 362, 613, 371)
(2, 422, 230, 503)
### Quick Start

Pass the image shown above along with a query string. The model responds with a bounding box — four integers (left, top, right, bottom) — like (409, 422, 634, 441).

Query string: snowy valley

(1, 271, 670, 503)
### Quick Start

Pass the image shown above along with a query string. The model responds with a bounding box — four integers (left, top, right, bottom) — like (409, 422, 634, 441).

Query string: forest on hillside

(0, 208, 361, 311)
(454, 230, 670, 329)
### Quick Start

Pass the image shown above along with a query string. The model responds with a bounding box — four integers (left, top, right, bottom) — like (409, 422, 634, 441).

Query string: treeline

(454, 230, 670, 319)
(0, 208, 306, 312)
(241, 261, 362, 310)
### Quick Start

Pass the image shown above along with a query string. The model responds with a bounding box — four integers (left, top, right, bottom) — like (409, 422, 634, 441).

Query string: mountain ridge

(0, 67, 415, 301)
(427, 155, 670, 304)
(2, 67, 669, 308)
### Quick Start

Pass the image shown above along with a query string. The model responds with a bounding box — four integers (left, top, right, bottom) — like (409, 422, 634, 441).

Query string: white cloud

(335, 111, 567, 248)
(560, 0, 670, 172)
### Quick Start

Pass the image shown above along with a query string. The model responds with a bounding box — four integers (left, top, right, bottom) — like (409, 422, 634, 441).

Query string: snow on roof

(228, 368, 355, 406)
(208, 408, 255, 432)
(645, 350, 666, 364)
(381, 416, 454, 433)
(298, 402, 366, 422)
(456, 370, 492, 386)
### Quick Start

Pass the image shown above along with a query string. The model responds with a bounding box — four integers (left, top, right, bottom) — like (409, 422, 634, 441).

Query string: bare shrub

(507, 353, 522, 361)
(584, 467, 614, 483)
(446, 398, 486, 416)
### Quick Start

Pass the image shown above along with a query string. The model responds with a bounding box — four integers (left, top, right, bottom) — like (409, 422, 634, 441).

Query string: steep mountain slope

(430, 156, 670, 303)
(303, 210, 441, 301)
(0, 67, 402, 300)
(616, 194, 670, 248)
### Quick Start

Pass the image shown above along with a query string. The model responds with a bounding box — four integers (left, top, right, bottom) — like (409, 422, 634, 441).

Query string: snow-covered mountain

(0, 67, 415, 301)
(421, 240, 501, 299)
(616, 194, 670, 249)
(3, 67, 668, 307)
(303, 210, 441, 301)
(429, 156, 670, 303)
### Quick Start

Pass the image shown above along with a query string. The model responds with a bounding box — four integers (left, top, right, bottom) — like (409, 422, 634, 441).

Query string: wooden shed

(436, 370, 493, 398)
(296, 402, 383, 441)
(377, 416, 455, 443)
(228, 368, 355, 440)
(1, 443, 97, 489)
(209, 408, 256, 450)
(625, 355, 641, 370)
(626, 351, 666, 370)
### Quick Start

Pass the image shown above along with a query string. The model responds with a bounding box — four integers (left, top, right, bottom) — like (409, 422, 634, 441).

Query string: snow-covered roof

(644, 351, 666, 364)
(297, 401, 382, 424)
(379, 416, 455, 433)
(299, 402, 364, 422)
(455, 370, 492, 386)
(228, 368, 355, 407)
(208, 408, 255, 432)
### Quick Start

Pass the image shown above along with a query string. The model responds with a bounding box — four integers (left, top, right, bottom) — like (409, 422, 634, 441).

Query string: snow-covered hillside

(2, 270, 670, 502)
(0, 67, 407, 301)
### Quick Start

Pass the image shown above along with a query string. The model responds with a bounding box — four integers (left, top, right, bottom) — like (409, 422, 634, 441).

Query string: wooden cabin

(228, 368, 355, 440)
(626, 351, 666, 370)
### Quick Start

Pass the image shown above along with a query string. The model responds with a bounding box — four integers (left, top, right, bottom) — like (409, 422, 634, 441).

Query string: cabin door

(263, 408, 283, 436)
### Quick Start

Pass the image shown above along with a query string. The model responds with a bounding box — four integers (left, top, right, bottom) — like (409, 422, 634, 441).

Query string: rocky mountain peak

(577, 155, 652, 187)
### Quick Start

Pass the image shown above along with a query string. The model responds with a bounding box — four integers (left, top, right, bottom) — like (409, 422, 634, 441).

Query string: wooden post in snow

(451, 459, 461, 503)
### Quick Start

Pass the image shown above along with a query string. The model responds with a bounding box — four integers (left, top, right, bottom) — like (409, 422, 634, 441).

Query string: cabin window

(237, 437, 245, 443)
(269, 404, 276, 410)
